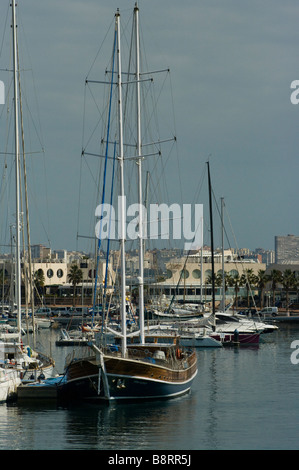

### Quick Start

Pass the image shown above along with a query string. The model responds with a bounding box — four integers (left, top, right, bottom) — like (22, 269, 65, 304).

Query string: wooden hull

(62, 348, 197, 402)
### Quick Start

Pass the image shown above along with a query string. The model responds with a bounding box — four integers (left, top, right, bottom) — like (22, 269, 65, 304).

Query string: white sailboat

(0, 1, 22, 401)
(0, 2, 54, 396)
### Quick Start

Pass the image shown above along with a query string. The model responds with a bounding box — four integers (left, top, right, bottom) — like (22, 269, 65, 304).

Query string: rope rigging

(92, 26, 117, 325)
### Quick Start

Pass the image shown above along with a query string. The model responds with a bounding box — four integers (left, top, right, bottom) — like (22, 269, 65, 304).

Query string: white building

(150, 251, 266, 303)
(32, 261, 68, 286)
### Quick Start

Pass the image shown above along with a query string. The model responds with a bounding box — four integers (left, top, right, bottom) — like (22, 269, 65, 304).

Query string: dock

(55, 328, 90, 346)
(271, 315, 299, 323)
(257, 312, 299, 323)
(55, 338, 88, 346)
(17, 376, 66, 400)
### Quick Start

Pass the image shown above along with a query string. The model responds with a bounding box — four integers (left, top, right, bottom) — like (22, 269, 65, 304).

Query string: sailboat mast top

(116, 10, 127, 358)
(12, 1, 22, 334)
(207, 161, 216, 330)
(134, 3, 145, 344)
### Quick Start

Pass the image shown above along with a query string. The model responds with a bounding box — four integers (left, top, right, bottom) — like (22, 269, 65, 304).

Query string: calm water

(0, 323, 298, 450)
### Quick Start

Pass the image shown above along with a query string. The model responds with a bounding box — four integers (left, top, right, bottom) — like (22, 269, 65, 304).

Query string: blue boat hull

(62, 371, 197, 401)
(62, 349, 198, 402)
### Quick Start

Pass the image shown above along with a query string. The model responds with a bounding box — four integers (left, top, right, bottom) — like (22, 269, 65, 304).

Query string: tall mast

(12, 1, 21, 334)
(134, 3, 145, 344)
(221, 197, 225, 311)
(207, 161, 215, 331)
(116, 10, 127, 357)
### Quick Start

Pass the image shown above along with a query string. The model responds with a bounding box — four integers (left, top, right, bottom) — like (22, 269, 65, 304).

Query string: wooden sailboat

(62, 4, 197, 402)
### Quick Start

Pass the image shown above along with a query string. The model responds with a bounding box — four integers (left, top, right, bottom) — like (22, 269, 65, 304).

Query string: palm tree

(256, 269, 269, 308)
(281, 269, 296, 309)
(34, 269, 45, 299)
(214, 271, 232, 309)
(228, 273, 244, 310)
(0, 268, 10, 302)
(269, 269, 282, 306)
(68, 264, 83, 306)
(242, 268, 257, 307)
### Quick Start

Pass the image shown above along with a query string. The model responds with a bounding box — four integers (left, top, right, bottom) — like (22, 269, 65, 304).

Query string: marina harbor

(0, 322, 298, 450)
(0, 0, 298, 452)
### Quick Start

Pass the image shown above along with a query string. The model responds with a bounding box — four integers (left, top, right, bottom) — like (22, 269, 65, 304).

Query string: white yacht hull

(0, 369, 21, 402)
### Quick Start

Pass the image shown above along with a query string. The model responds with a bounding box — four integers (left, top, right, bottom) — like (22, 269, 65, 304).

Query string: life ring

(176, 348, 182, 359)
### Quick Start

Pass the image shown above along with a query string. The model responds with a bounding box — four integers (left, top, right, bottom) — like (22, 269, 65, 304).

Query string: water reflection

(62, 392, 199, 450)
(0, 326, 298, 449)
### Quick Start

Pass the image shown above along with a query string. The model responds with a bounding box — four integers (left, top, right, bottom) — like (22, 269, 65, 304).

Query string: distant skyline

(0, 1, 298, 255)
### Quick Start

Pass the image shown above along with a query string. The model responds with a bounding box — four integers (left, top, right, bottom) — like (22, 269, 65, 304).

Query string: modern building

(32, 261, 68, 287)
(31, 244, 51, 260)
(254, 248, 275, 265)
(33, 259, 115, 297)
(275, 235, 299, 263)
(149, 249, 266, 304)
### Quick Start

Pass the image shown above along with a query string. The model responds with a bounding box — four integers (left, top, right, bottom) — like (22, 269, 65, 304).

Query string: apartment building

(275, 235, 299, 263)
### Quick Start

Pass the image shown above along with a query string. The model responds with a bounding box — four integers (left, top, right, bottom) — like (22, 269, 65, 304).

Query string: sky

(0, 0, 299, 255)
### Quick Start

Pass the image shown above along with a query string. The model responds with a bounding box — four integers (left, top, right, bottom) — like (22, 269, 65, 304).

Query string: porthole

(166, 269, 173, 279)
(192, 269, 201, 279)
(180, 269, 189, 279)
(229, 269, 238, 277)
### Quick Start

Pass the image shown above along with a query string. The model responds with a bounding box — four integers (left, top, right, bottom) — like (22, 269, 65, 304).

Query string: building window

(166, 269, 173, 279)
(192, 269, 201, 279)
(47, 269, 54, 278)
(229, 269, 238, 277)
(180, 269, 189, 279)
(57, 269, 63, 278)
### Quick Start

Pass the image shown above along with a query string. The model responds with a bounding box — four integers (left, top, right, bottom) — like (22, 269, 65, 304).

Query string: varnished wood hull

(63, 349, 197, 401)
